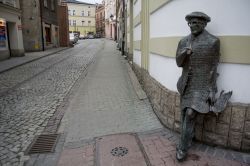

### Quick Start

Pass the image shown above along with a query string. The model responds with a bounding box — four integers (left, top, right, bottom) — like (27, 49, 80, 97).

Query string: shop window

(0, 18, 7, 50)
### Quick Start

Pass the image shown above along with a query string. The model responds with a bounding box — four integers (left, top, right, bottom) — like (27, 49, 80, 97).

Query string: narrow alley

(0, 39, 249, 166)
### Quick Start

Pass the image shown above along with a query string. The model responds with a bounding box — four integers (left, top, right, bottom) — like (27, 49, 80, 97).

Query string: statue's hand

(183, 47, 193, 55)
(208, 91, 216, 105)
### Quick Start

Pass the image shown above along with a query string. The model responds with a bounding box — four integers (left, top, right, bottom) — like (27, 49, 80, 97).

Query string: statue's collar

(189, 30, 208, 41)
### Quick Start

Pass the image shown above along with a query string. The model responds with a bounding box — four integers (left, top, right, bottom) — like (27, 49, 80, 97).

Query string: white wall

(133, 50, 141, 67)
(150, 0, 250, 37)
(149, 54, 181, 92)
(133, 0, 141, 18)
(133, 0, 141, 66)
(217, 64, 250, 103)
(133, 24, 141, 41)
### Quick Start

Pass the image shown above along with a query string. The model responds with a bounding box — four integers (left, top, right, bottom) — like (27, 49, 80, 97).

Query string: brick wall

(58, 5, 69, 47)
(132, 63, 250, 152)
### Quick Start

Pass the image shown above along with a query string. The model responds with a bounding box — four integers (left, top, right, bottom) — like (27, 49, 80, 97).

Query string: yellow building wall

(67, 3, 96, 36)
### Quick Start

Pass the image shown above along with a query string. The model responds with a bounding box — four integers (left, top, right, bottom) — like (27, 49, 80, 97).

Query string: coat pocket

(177, 75, 188, 95)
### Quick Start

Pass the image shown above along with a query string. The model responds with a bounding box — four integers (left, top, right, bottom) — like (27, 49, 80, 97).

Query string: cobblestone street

(0, 40, 104, 166)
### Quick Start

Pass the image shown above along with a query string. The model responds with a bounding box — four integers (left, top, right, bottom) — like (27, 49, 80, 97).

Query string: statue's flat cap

(185, 12, 211, 22)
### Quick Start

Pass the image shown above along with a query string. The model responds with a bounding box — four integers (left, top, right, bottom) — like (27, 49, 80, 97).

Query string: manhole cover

(111, 147, 128, 157)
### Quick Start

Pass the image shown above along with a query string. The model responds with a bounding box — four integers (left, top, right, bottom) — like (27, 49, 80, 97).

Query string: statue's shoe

(176, 149, 187, 161)
(212, 90, 233, 113)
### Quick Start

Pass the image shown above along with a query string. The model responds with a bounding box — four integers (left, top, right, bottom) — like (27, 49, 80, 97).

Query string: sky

(77, 0, 103, 4)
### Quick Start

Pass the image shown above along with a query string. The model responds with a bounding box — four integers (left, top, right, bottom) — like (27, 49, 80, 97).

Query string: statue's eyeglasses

(188, 21, 204, 27)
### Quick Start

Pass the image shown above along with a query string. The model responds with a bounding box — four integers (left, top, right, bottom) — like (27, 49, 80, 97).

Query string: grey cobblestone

(0, 40, 104, 165)
(243, 155, 250, 164)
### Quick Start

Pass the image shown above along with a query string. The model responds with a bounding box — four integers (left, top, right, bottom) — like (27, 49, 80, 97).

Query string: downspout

(39, 0, 45, 51)
(122, 0, 125, 55)
(115, 0, 118, 42)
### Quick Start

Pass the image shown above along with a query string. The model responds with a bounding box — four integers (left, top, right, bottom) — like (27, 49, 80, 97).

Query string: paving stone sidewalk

(57, 129, 250, 166)
(0, 47, 68, 73)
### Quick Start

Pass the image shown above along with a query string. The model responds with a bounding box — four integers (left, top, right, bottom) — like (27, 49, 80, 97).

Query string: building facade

(116, 0, 126, 55)
(104, 0, 116, 40)
(96, 1, 105, 37)
(21, 0, 59, 51)
(58, 2, 69, 46)
(64, 0, 96, 36)
(127, 0, 250, 151)
(0, 0, 24, 61)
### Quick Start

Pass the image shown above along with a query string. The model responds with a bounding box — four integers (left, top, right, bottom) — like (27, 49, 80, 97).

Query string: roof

(62, 0, 95, 5)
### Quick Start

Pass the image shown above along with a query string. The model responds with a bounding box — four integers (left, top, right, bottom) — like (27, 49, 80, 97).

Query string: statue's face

(188, 18, 206, 36)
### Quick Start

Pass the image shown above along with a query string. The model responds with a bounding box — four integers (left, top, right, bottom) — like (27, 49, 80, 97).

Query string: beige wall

(104, 0, 116, 39)
(67, 3, 96, 35)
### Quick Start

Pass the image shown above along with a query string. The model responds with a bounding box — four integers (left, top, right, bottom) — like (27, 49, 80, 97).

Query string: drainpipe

(39, 0, 45, 51)
(121, 0, 125, 55)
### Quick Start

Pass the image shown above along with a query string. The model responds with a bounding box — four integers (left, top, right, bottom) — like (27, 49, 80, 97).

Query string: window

(82, 20, 85, 26)
(51, 0, 55, 10)
(68, 10, 71, 15)
(2, 0, 16, 7)
(73, 20, 76, 26)
(73, 10, 75, 16)
(82, 11, 84, 16)
(88, 11, 90, 16)
(88, 21, 91, 24)
(44, 0, 48, 7)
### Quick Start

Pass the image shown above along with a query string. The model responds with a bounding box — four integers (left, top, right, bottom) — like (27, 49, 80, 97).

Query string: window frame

(44, 0, 48, 7)
(51, 0, 55, 11)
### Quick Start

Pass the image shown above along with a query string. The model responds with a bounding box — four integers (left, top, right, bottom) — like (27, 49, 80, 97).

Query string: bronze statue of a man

(176, 12, 232, 161)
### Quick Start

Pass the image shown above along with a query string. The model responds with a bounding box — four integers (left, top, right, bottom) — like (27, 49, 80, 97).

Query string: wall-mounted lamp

(110, 14, 114, 20)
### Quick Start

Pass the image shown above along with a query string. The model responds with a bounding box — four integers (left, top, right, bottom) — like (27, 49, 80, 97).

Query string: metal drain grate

(25, 134, 60, 154)
(111, 147, 128, 157)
